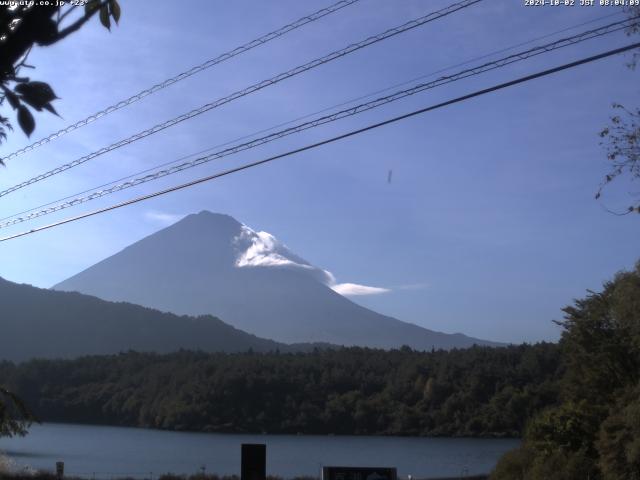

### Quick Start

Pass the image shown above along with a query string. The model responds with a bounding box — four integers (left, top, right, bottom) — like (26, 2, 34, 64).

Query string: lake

(0, 423, 519, 479)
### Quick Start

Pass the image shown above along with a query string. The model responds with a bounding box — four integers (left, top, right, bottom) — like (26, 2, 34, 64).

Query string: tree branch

(38, 1, 107, 46)
(57, 5, 78, 26)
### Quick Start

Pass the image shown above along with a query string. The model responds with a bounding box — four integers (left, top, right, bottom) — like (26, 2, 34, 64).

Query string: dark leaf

(5, 89, 20, 110)
(42, 102, 60, 117)
(15, 81, 58, 110)
(17, 105, 34, 137)
(85, 0, 101, 15)
(109, 0, 121, 23)
(17, 98, 42, 111)
(99, 5, 111, 30)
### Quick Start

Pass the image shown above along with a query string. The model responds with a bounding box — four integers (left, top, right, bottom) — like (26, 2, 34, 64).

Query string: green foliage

(0, 385, 33, 438)
(490, 445, 534, 480)
(0, 343, 560, 438)
(526, 401, 602, 456)
(527, 448, 597, 480)
(493, 444, 597, 480)
(492, 262, 640, 480)
(597, 384, 640, 480)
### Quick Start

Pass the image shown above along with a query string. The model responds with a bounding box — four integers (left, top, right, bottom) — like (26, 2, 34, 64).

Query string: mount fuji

(54, 211, 500, 349)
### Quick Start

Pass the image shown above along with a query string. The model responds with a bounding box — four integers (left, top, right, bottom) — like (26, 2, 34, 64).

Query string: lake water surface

(0, 423, 519, 479)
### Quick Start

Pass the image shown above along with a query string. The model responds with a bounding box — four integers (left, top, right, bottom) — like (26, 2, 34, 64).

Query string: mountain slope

(0, 277, 293, 362)
(54, 211, 500, 349)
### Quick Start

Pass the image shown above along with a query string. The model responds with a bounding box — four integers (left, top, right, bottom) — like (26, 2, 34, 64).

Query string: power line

(0, 0, 483, 198)
(2, 41, 638, 243)
(1, 16, 636, 229)
(2, 10, 624, 222)
(3, 12, 624, 226)
(0, 0, 361, 163)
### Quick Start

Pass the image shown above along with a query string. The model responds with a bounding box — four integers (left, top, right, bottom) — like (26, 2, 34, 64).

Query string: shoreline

(0, 473, 490, 480)
(1, 423, 514, 479)
(21, 421, 523, 441)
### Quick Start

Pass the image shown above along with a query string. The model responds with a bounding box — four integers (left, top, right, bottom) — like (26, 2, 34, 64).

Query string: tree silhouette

(0, 385, 34, 438)
(597, 6, 640, 214)
(0, 0, 120, 153)
(491, 261, 640, 479)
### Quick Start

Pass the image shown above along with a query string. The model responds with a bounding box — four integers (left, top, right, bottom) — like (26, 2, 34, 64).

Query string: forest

(491, 261, 640, 479)
(0, 342, 560, 438)
(3, 261, 638, 478)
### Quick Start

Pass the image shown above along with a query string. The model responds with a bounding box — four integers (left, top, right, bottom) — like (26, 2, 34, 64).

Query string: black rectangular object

(322, 466, 397, 480)
(241, 443, 266, 480)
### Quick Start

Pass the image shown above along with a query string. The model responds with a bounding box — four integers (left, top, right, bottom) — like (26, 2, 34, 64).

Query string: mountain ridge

(54, 211, 502, 349)
(0, 276, 325, 362)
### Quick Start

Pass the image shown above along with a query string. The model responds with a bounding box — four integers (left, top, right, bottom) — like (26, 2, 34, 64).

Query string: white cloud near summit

(234, 225, 390, 297)
(236, 230, 302, 268)
(331, 283, 391, 296)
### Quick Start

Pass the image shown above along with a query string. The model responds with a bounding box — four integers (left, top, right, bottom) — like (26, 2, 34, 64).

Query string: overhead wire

(0, 0, 362, 163)
(4, 9, 621, 225)
(1, 10, 625, 224)
(2, 41, 638, 242)
(0, 16, 637, 229)
(0, 0, 483, 198)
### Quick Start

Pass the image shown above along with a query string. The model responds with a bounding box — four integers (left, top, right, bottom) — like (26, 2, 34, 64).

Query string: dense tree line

(491, 261, 640, 479)
(0, 343, 560, 438)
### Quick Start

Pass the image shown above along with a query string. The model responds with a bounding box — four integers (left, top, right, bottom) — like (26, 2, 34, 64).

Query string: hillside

(0, 277, 293, 362)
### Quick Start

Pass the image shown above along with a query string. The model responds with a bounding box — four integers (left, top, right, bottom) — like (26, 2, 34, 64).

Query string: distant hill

(54, 211, 501, 350)
(0, 277, 297, 362)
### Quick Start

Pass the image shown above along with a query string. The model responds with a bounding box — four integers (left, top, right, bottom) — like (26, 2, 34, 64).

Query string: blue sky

(0, 0, 638, 343)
